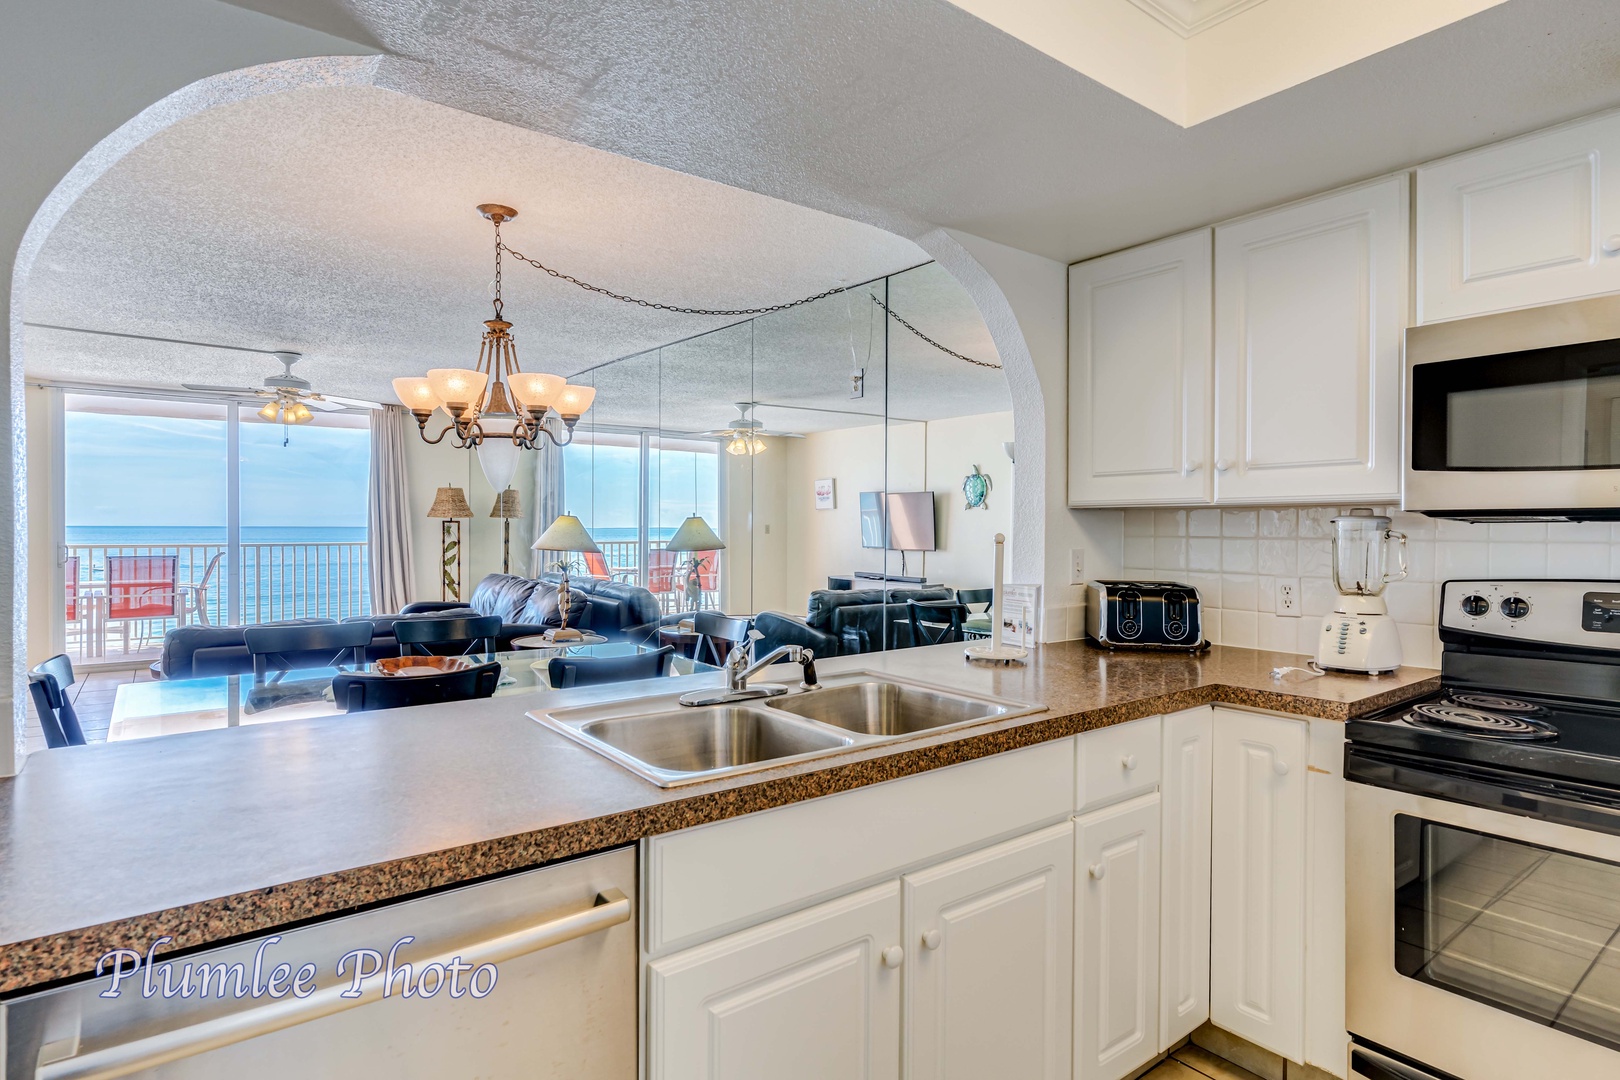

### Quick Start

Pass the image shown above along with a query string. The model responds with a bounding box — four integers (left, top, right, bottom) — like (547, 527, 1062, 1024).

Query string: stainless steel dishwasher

(2, 846, 635, 1080)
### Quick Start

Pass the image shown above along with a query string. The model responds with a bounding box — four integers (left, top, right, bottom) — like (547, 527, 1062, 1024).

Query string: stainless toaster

(1084, 580, 1205, 650)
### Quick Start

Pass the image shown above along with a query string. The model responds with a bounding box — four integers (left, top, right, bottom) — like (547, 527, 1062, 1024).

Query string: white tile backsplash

(1134, 504, 1620, 669)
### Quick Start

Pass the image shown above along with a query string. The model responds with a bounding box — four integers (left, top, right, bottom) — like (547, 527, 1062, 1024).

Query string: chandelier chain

(497, 242, 1001, 370)
(492, 218, 504, 320)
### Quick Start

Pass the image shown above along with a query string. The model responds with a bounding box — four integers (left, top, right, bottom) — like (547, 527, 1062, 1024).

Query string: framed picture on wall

(814, 478, 836, 510)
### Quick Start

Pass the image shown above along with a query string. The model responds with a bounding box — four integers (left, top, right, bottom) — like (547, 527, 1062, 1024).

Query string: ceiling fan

(695, 403, 805, 456)
(184, 352, 382, 425)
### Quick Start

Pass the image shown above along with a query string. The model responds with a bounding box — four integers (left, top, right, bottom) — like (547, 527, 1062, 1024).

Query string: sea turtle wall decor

(962, 465, 992, 510)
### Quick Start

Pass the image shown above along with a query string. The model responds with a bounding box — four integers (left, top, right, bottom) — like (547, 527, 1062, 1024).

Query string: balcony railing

(534, 537, 720, 612)
(65, 541, 370, 662)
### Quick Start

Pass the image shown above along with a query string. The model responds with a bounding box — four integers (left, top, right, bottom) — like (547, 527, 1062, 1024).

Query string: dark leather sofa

(160, 573, 664, 679)
(752, 586, 955, 658)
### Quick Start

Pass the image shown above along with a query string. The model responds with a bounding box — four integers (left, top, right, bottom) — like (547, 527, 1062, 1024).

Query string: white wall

(402, 432, 537, 606)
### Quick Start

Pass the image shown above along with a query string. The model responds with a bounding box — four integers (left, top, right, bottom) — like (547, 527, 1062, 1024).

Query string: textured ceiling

(226, 0, 1620, 262)
(22, 83, 1005, 432)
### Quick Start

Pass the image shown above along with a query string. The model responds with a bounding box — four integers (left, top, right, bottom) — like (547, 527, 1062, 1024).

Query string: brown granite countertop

(0, 640, 1437, 994)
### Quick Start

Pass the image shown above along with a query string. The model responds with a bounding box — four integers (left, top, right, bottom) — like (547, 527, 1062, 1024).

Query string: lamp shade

(508, 372, 565, 411)
(490, 488, 521, 518)
(665, 515, 726, 552)
(392, 377, 440, 413)
(426, 368, 488, 412)
(553, 384, 597, 417)
(427, 486, 474, 519)
(532, 513, 601, 554)
(475, 437, 522, 494)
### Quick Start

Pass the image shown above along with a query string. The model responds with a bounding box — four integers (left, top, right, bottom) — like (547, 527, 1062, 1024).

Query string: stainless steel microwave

(1405, 294, 1620, 520)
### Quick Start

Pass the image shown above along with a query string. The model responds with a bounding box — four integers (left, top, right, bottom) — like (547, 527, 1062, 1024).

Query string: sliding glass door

(55, 390, 370, 666)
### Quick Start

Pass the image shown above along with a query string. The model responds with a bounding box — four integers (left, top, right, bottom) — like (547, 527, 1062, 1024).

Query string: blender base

(1314, 610, 1403, 674)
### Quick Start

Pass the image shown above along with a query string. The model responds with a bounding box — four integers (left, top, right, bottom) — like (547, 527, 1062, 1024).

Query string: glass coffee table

(109, 644, 715, 742)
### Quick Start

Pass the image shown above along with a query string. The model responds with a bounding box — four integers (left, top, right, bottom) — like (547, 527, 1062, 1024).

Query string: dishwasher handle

(37, 888, 631, 1080)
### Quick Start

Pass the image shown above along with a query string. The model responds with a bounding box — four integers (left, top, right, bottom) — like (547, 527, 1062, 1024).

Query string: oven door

(1348, 775, 1620, 1079)
(1404, 297, 1620, 518)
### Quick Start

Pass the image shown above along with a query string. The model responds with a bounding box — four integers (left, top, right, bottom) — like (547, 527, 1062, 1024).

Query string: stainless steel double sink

(533, 673, 1043, 787)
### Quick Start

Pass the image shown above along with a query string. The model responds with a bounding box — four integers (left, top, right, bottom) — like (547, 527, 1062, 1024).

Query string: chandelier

(392, 205, 596, 490)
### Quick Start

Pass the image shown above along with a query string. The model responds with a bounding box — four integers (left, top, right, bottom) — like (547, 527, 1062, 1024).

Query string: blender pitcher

(1330, 508, 1407, 610)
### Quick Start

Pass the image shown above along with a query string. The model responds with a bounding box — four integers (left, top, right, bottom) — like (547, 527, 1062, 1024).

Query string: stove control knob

(1501, 596, 1530, 619)
(1461, 594, 1490, 617)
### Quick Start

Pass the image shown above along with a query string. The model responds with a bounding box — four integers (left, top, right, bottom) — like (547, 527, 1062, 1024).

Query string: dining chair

(178, 552, 225, 627)
(908, 599, 970, 647)
(692, 612, 751, 667)
(547, 646, 675, 689)
(243, 621, 374, 682)
(957, 588, 994, 638)
(333, 660, 502, 713)
(647, 549, 679, 613)
(395, 615, 501, 657)
(107, 554, 180, 653)
(28, 654, 86, 748)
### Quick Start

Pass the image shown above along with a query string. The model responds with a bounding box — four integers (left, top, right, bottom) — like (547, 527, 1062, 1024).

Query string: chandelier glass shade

(394, 205, 596, 461)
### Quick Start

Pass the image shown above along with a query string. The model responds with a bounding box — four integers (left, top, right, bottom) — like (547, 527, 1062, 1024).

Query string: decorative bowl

(371, 656, 478, 677)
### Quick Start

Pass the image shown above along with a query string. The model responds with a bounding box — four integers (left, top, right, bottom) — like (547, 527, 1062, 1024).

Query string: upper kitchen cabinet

(1212, 175, 1408, 504)
(1068, 230, 1214, 507)
(1418, 109, 1620, 323)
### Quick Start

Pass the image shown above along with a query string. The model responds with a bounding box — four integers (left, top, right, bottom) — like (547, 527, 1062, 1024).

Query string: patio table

(108, 644, 715, 742)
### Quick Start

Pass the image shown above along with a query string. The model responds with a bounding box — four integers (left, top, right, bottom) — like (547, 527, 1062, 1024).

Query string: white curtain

(368, 407, 416, 612)
(529, 436, 564, 576)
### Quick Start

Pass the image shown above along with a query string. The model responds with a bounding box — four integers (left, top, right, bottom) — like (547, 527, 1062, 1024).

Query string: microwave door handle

(35, 889, 631, 1080)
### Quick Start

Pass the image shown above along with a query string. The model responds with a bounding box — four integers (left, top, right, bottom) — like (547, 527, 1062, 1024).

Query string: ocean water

(66, 526, 367, 545)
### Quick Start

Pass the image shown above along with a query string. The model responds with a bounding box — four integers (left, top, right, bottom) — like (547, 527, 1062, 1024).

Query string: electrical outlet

(1277, 578, 1301, 617)
(1069, 548, 1085, 586)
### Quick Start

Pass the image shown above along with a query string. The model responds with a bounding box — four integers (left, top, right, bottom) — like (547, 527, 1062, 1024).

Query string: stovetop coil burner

(1406, 702, 1559, 741)
(1445, 693, 1548, 716)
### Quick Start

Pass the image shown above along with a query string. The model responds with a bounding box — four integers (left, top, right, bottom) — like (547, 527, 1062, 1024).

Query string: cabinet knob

(1088, 862, 1107, 880)
(921, 929, 942, 950)
(1603, 234, 1620, 255)
(1274, 759, 1290, 776)
(1215, 458, 1232, 473)
(881, 945, 905, 969)
(1120, 754, 1137, 771)
(1182, 460, 1202, 477)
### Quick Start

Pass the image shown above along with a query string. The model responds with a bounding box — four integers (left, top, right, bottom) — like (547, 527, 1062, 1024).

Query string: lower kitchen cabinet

(1075, 793, 1162, 1080)
(1209, 708, 1310, 1064)
(1159, 706, 1213, 1050)
(904, 822, 1075, 1080)
(646, 881, 902, 1080)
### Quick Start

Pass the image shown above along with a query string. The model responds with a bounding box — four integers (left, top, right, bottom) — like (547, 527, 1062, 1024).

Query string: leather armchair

(751, 611, 844, 659)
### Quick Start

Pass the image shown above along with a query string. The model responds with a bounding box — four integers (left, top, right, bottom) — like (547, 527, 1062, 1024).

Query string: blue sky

(64, 413, 370, 528)
(564, 443, 719, 533)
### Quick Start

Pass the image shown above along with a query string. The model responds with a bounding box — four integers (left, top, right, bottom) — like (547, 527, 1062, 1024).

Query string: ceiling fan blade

(319, 395, 384, 410)
(182, 383, 264, 395)
(754, 430, 805, 438)
(304, 398, 349, 412)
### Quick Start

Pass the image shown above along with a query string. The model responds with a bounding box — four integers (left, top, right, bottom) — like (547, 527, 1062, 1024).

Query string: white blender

(1315, 508, 1407, 674)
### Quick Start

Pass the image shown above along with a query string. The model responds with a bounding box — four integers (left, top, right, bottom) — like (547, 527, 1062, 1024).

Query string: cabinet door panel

(1213, 175, 1407, 504)
(1076, 793, 1161, 1080)
(648, 882, 901, 1080)
(1419, 110, 1620, 322)
(1069, 230, 1213, 506)
(904, 823, 1074, 1080)
(1160, 707, 1213, 1050)
(1210, 709, 1309, 1063)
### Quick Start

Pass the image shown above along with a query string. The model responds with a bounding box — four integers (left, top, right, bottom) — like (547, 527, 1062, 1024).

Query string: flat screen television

(859, 491, 937, 551)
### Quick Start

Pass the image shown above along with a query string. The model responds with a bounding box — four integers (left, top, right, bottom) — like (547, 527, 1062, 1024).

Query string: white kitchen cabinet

(1075, 793, 1161, 1080)
(1068, 229, 1213, 507)
(904, 822, 1075, 1080)
(1209, 708, 1310, 1064)
(1159, 706, 1213, 1050)
(1212, 175, 1408, 504)
(646, 881, 902, 1080)
(1418, 108, 1620, 323)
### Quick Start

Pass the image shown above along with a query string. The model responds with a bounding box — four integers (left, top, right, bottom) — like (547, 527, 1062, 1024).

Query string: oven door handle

(1351, 1043, 1458, 1080)
(1346, 747, 1620, 836)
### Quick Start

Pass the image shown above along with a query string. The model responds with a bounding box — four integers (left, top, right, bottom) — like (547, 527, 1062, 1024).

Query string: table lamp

(532, 513, 600, 641)
(427, 486, 473, 601)
(489, 488, 521, 574)
(664, 514, 726, 612)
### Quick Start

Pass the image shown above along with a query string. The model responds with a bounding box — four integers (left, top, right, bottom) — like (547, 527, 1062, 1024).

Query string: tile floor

(23, 664, 154, 753)
(1143, 1043, 1265, 1080)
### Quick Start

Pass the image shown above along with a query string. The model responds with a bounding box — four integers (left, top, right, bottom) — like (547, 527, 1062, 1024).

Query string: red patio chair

(63, 555, 79, 623)
(107, 555, 179, 654)
(583, 550, 613, 580)
(647, 549, 678, 613)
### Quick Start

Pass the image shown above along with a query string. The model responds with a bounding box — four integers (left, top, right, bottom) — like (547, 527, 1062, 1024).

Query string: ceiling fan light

(726, 433, 767, 456)
(289, 402, 314, 424)
(508, 371, 565, 411)
(554, 383, 596, 417)
(392, 376, 440, 413)
(257, 401, 281, 423)
(426, 368, 488, 413)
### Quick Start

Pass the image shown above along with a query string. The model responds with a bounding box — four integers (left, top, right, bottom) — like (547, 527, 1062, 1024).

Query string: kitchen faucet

(678, 630, 818, 706)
